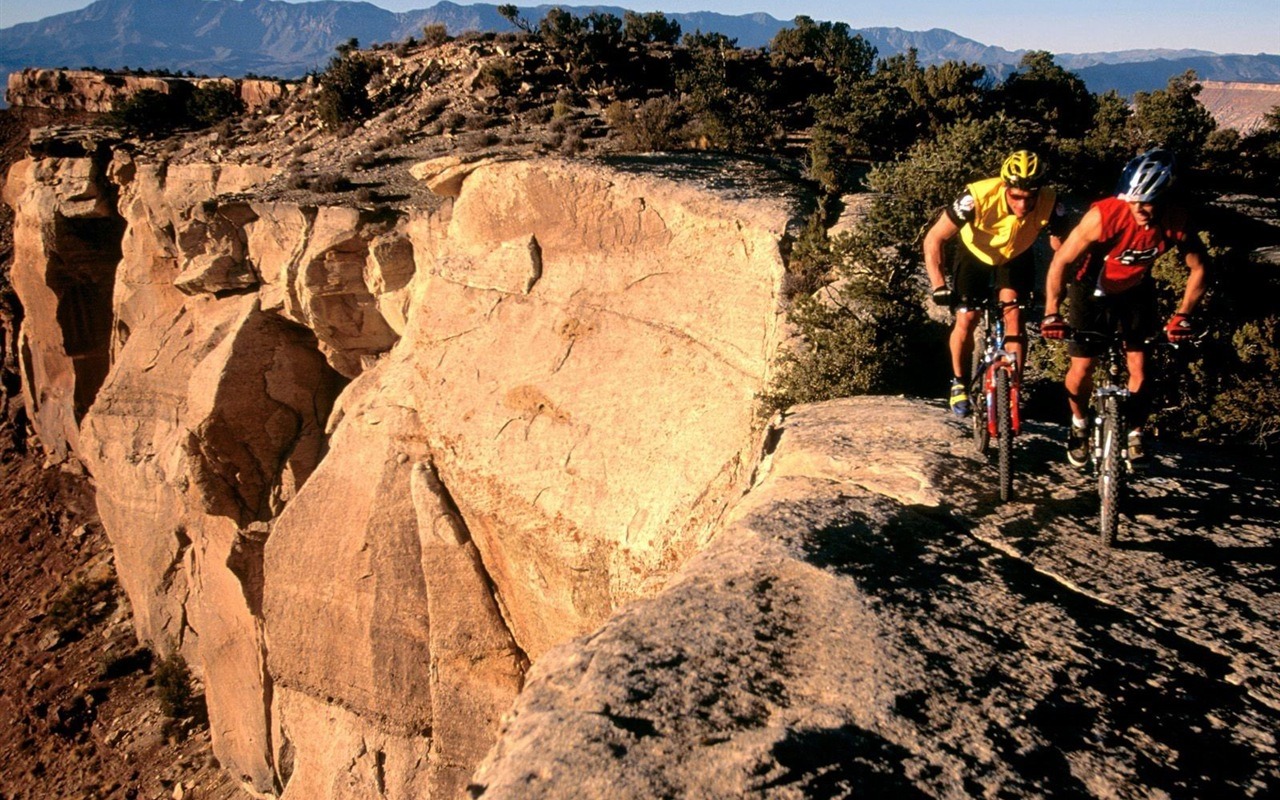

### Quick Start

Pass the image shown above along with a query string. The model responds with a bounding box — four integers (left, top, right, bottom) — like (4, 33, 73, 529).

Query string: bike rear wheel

(1098, 399, 1123, 547)
(996, 369, 1014, 502)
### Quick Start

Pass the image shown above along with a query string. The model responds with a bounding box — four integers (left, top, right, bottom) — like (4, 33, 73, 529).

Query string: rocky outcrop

(6, 69, 295, 113)
(472, 397, 1280, 798)
(2, 146, 122, 461)
(260, 156, 795, 796)
(4, 147, 800, 797)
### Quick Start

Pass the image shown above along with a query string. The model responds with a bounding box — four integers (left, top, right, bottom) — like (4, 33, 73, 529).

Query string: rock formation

(6, 69, 295, 114)
(4, 136, 800, 796)
(1196, 80, 1280, 134)
(472, 398, 1280, 798)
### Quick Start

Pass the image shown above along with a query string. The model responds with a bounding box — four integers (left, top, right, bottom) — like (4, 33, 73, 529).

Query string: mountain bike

(969, 297, 1024, 502)
(1070, 329, 1171, 547)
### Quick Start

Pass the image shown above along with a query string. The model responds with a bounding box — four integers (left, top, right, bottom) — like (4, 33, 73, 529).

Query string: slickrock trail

(473, 398, 1280, 798)
(963, 420, 1280, 714)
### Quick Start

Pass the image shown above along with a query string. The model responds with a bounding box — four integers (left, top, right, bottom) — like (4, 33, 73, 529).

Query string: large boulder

(261, 156, 801, 796)
(401, 156, 794, 657)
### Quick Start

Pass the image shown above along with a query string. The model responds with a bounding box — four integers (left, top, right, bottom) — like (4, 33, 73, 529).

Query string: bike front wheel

(1097, 399, 1123, 547)
(996, 369, 1014, 502)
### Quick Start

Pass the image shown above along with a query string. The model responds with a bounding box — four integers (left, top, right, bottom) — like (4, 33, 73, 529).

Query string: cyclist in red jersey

(1041, 149, 1210, 466)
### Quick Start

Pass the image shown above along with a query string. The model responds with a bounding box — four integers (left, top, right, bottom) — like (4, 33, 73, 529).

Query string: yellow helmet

(1000, 150, 1045, 189)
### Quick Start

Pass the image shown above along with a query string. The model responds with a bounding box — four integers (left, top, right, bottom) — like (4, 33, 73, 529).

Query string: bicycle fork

(1092, 388, 1130, 467)
(983, 357, 1021, 436)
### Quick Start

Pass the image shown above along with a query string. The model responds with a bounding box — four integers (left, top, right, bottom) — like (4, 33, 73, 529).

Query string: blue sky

(2, 0, 1277, 54)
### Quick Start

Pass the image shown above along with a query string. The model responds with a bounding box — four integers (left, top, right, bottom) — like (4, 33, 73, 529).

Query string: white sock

(1072, 416, 1088, 430)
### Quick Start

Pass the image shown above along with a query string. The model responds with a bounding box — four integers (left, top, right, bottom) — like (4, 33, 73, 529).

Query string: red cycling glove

(1165, 313, 1196, 343)
(1041, 313, 1069, 340)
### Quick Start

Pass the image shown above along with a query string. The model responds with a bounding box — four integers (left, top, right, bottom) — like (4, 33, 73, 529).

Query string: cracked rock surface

(471, 396, 1280, 798)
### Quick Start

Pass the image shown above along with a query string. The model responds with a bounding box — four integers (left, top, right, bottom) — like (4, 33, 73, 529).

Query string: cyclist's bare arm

(1044, 206, 1104, 316)
(1176, 243, 1209, 315)
(924, 213, 961, 291)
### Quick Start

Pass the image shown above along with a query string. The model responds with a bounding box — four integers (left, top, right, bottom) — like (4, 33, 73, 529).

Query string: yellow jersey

(948, 177, 1059, 266)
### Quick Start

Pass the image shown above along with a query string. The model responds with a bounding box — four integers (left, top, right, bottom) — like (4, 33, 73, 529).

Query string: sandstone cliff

(6, 69, 295, 114)
(4, 135, 799, 796)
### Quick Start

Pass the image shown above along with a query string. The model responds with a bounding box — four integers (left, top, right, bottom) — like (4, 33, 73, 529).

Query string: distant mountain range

(3, 0, 1278, 105)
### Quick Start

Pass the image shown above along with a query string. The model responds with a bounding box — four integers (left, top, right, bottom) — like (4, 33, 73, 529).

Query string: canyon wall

(4, 142, 799, 797)
(1196, 79, 1280, 134)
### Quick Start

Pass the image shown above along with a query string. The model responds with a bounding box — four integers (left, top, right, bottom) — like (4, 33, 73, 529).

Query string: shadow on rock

(760, 724, 929, 798)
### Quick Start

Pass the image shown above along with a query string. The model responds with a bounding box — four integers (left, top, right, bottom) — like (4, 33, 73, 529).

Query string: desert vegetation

(106, 82, 246, 137)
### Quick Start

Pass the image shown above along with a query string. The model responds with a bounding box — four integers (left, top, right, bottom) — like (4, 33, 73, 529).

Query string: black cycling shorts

(953, 246, 1035, 310)
(1066, 279, 1158, 358)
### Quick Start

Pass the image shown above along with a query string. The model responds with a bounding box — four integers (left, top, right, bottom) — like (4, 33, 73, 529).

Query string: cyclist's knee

(1065, 358, 1093, 386)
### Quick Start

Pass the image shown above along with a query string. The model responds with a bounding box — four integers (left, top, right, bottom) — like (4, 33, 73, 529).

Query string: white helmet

(1116, 148, 1176, 202)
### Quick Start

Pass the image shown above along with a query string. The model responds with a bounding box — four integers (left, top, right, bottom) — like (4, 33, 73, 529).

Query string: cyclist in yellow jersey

(924, 150, 1068, 416)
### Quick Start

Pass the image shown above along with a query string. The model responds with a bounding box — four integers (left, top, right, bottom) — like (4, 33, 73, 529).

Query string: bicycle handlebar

(1065, 329, 1192, 348)
(1064, 330, 1167, 345)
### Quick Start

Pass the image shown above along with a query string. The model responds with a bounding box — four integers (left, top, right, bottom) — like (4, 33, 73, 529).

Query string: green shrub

(154, 649, 196, 721)
(46, 576, 115, 635)
(106, 89, 187, 137)
(993, 51, 1095, 140)
(764, 227, 934, 411)
(153, 648, 208, 739)
(1206, 317, 1280, 445)
(309, 173, 352, 193)
(622, 11, 681, 45)
(440, 110, 466, 131)
(1128, 70, 1217, 165)
(861, 115, 1029, 244)
(476, 57, 519, 92)
(187, 83, 245, 126)
(676, 33, 780, 152)
(422, 96, 449, 120)
(768, 15, 875, 77)
(604, 97, 686, 152)
(780, 211, 834, 299)
(422, 23, 450, 47)
(316, 48, 383, 127)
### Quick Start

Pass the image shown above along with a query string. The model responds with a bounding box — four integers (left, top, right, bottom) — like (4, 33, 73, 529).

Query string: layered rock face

(1197, 80, 1280, 134)
(6, 69, 294, 113)
(2, 139, 123, 462)
(4, 147, 796, 796)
